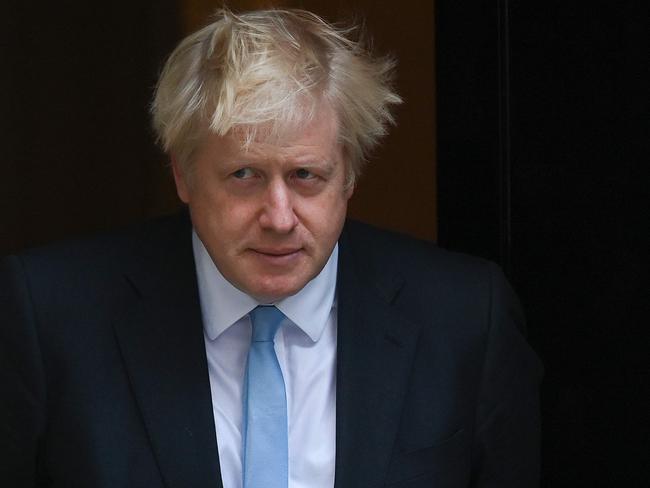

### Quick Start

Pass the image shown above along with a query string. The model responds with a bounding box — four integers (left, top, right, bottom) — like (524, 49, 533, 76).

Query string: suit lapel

(112, 217, 222, 488)
(334, 226, 422, 488)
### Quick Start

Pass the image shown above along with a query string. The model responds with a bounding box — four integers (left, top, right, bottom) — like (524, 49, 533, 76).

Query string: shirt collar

(192, 231, 338, 343)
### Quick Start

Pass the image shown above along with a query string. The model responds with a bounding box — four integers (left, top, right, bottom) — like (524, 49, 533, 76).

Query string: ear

(171, 155, 190, 204)
(344, 181, 355, 200)
(343, 167, 356, 200)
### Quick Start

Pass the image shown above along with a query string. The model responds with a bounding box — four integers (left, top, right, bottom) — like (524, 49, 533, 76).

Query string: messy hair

(151, 8, 401, 187)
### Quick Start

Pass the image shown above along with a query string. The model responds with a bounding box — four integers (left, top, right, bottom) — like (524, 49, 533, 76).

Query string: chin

(247, 277, 307, 303)
(251, 287, 299, 303)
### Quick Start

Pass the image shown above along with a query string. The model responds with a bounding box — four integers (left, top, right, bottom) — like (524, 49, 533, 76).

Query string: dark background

(2, 1, 648, 486)
(437, 1, 648, 486)
(0, 0, 181, 252)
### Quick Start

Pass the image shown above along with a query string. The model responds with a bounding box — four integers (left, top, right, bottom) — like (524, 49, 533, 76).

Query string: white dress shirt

(192, 232, 337, 488)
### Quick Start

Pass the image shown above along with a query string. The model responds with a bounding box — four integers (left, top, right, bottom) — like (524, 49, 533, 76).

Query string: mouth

(249, 247, 304, 264)
(253, 247, 302, 255)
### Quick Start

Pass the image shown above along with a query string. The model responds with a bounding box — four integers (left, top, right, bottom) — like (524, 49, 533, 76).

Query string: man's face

(173, 108, 353, 302)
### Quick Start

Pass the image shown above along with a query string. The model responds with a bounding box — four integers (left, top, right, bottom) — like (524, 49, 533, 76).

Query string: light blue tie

(243, 306, 288, 488)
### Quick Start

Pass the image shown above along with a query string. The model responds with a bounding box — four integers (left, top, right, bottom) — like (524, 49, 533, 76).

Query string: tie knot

(249, 306, 286, 342)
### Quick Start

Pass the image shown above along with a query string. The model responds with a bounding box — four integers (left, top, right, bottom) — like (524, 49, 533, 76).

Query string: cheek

(299, 193, 348, 235)
(193, 187, 255, 226)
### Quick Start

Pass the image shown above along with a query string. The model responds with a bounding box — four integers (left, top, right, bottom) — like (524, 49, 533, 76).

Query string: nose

(258, 179, 299, 233)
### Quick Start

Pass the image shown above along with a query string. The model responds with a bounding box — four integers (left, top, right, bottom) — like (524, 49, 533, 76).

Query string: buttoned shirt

(192, 231, 338, 488)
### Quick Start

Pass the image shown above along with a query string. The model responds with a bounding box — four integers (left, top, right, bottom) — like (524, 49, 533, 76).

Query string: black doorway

(436, 2, 648, 486)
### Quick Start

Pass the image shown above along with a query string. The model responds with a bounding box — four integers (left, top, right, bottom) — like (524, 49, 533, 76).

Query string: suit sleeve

(470, 263, 543, 487)
(0, 256, 47, 487)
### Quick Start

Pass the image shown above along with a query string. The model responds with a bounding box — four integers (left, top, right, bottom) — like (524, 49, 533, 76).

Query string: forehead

(201, 105, 341, 163)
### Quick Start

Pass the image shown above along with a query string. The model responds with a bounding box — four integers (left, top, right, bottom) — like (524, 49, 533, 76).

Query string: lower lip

(250, 249, 303, 265)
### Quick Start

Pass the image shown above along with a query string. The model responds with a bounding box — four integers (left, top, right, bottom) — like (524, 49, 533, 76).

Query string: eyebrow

(233, 153, 337, 169)
(293, 158, 337, 174)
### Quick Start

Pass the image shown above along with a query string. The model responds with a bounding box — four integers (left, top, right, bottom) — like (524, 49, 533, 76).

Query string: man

(1, 8, 542, 488)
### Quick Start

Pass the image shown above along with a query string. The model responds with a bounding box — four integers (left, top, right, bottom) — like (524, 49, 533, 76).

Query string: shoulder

(342, 219, 496, 286)
(340, 220, 520, 333)
(8, 213, 189, 273)
(1, 213, 192, 305)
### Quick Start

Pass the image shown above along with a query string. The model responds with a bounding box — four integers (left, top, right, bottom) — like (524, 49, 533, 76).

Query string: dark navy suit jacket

(1, 214, 542, 487)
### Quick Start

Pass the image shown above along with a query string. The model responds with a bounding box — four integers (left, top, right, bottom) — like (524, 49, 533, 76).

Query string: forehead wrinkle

(238, 139, 333, 162)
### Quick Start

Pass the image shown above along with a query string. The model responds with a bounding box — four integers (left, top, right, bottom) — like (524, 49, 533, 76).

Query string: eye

(294, 168, 316, 180)
(232, 167, 255, 179)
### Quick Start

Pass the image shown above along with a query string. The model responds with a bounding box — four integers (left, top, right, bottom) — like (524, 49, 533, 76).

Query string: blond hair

(151, 8, 401, 186)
